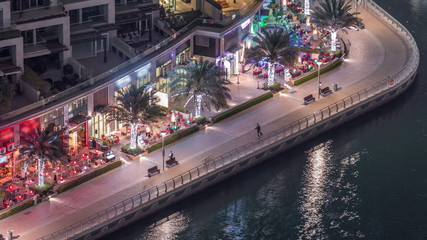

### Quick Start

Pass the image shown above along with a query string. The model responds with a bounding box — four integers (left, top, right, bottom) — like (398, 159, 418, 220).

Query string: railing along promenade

(37, 1, 419, 240)
(0, 0, 263, 127)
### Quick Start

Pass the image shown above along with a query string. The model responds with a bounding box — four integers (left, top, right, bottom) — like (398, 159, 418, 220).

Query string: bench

(320, 86, 333, 96)
(166, 158, 178, 168)
(304, 94, 315, 105)
(147, 166, 160, 177)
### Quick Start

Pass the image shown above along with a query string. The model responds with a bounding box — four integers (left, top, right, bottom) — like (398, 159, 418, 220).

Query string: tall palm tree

(311, 0, 363, 52)
(18, 128, 69, 186)
(0, 76, 15, 114)
(103, 84, 165, 150)
(245, 26, 298, 86)
(168, 58, 231, 117)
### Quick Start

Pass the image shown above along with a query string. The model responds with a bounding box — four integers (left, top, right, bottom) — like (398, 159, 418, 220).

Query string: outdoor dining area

(1, 177, 36, 210)
(0, 146, 117, 211)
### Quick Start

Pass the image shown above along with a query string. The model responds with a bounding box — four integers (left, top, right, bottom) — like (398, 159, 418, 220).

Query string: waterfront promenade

(0, 4, 413, 239)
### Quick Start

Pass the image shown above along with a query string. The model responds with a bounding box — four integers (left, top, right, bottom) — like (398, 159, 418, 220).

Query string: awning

(226, 44, 243, 53)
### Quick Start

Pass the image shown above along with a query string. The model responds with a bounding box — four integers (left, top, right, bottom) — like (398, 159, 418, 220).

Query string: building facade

(0, 0, 263, 180)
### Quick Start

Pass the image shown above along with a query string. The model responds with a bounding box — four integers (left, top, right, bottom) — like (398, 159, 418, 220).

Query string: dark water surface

(105, 0, 427, 239)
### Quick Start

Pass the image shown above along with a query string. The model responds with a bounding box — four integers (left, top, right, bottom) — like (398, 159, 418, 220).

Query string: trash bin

(7, 230, 13, 240)
(333, 83, 338, 91)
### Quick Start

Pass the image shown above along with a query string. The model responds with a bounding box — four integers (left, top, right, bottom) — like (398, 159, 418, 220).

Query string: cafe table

(24, 190, 35, 197)
(5, 185, 19, 194)
(24, 179, 34, 185)
(14, 194, 24, 202)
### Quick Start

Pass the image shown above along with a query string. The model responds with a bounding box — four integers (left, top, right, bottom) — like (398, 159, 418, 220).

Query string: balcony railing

(0, 0, 263, 126)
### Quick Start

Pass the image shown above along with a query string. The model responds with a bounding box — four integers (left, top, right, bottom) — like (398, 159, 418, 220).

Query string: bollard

(7, 230, 13, 240)
(333, 82, 338, 91)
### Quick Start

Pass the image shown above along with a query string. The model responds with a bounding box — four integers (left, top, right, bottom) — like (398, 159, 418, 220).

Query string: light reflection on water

(133, 212, 189, 240)
(298, 141, 365, 239)
(298, 141, 333, 239)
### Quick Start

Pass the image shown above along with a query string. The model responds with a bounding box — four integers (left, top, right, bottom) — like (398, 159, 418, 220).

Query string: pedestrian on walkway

(255, 123, 262, 138)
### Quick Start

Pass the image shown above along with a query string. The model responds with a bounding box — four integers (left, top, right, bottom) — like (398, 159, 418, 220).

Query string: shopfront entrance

(69, 123, 88, 150)
(0, 154, 13, 179)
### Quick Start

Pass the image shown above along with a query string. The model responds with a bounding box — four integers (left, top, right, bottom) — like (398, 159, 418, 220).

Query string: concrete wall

(0, 1, 11, 27)
(203, 0, 222, 20)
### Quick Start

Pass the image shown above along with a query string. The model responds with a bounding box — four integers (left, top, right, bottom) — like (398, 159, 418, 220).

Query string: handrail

(37, 1, 419, 239)
(0, 0, 264, 126)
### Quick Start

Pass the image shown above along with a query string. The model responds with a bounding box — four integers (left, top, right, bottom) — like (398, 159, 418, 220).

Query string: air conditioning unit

(6, 142, 15, 152)
(0, 147, 6, 155)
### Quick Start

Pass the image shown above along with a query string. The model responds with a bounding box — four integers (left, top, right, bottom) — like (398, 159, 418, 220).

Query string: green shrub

(0, 198, 37, 220)
(56, 161, 122, 194)
(268, 82, 282, 92)
(195, 115, 206, 125)
(176, 107, 190, 114)
(212, 92, 274, 123)
(121, 143, 143, 156)
(30, 183, 54, 196)
(294, 47, 321, 54)
(160, 106, 171, 114)
(147, 125, 199, 153)
(294, 59, 343, 86)
(22, 66, 51, 97)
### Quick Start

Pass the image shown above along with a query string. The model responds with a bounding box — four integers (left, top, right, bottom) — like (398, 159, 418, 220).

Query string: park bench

(320, 86, 333, 96)
(304, 94, 315, 105)
(166, 158, 178, 168)
(147, 166, 160, 177)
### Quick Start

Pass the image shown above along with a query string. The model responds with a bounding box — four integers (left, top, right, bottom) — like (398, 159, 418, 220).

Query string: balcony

(0, 60, 22, 76)
(0, 22, 21, 41)
(24, 36, 68, 58)
(70, 15, 108, 34)
(11, 4, 67, 25)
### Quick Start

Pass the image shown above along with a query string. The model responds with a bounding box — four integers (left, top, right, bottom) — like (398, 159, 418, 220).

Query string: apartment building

(0, 0, 262, 181)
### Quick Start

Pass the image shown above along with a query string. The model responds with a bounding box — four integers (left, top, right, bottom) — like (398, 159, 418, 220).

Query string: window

(69, 9, 79, 25)
(195, 36, 209, 47)
(82, 5, 106, 23)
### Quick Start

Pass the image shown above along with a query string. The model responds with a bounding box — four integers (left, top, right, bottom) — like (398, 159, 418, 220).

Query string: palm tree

(18, 128, 69, 186)
(168, 58, 231, 117)
(311, 0, 363, 52)
(0, 76, 15, 114)
(245, 26, 298, 86)
(103, 84, 165, 150)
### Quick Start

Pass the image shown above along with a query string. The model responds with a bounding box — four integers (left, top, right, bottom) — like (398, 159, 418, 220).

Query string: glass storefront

(176, 48, 190, 65)
(40, 108, 64, 130)
(91, 113, 107, 139)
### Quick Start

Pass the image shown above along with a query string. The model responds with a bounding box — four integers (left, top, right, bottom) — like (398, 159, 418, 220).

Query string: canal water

(105, 0, 427, 239)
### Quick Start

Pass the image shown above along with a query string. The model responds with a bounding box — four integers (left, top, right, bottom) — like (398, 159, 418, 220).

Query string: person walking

(255, 123, 262, 138)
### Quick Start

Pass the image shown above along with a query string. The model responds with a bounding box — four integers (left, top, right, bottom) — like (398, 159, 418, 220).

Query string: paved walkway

(0, 6, 412, 239)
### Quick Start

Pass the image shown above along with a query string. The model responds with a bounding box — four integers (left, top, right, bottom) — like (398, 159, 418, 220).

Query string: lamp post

(160, 131, 166, 171)
(316, 61, 322, 99)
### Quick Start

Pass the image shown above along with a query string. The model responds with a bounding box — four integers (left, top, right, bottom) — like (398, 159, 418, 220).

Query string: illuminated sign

(241, 19, 251, 29)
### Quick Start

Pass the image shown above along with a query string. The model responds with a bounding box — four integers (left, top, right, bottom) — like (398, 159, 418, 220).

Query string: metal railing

(37, 1, 420, 239)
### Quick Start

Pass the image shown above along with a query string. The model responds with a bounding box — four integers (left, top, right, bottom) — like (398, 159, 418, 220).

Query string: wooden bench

(320, 86, 333, 96)
(166, 158, 178, 168)
(147, 166, 160, 177)
(304, 94, 315, 105)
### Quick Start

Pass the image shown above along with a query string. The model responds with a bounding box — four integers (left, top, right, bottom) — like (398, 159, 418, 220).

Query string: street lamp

(160, 131, 167, 171)
(316, 61, 322, 99)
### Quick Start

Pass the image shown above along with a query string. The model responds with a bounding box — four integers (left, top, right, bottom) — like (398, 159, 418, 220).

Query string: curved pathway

(0, 5, 412, 239)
